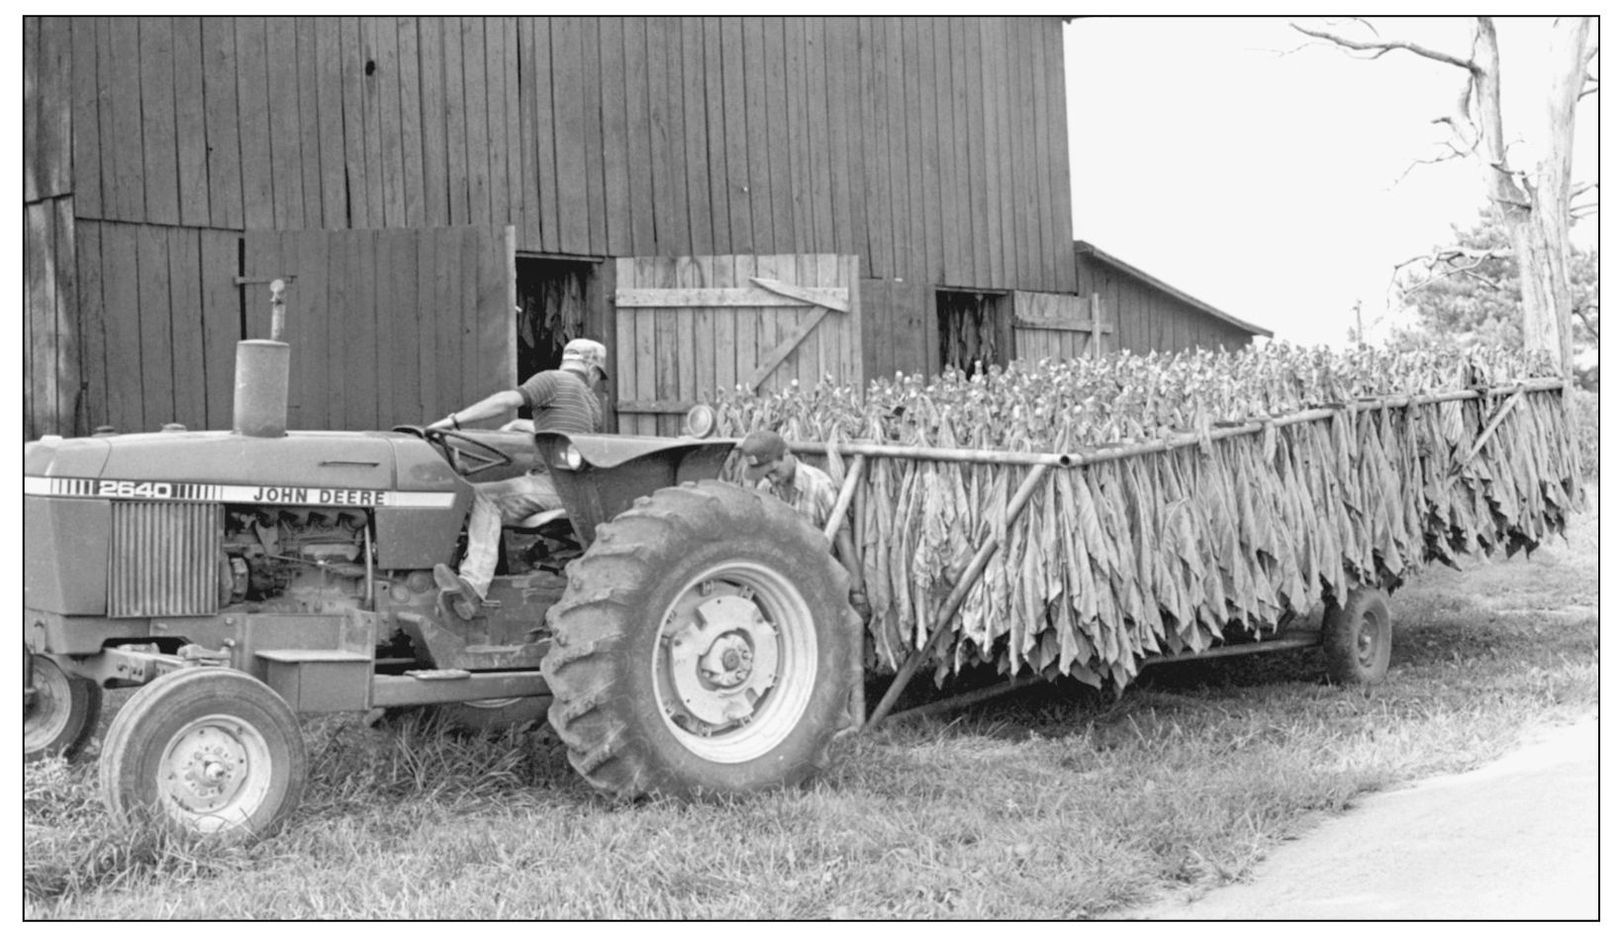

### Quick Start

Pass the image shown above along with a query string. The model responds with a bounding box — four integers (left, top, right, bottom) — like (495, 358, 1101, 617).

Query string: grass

(24, 497, 1597, 919)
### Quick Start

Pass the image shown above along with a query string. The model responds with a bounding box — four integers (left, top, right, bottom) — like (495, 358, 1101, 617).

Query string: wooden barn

(22, 16, 1256, 442)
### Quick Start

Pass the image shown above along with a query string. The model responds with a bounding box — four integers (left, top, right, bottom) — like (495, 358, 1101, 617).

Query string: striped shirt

(518, 370, 601, 434)
(754, 457, 838, 530)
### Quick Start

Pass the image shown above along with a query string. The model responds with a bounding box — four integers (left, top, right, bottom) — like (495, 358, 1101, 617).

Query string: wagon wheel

(1323, 586, 1392, 686)
(99, 667, 307, 840)
(541, 481, 861, 798)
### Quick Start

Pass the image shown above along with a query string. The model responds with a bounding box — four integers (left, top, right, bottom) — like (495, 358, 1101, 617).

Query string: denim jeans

(460, 470, 561, 597)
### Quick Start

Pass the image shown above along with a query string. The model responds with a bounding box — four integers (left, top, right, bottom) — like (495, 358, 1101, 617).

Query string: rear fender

(533, 433, 739, 546)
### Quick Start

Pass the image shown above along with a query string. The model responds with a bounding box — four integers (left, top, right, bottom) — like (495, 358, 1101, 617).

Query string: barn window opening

(515, 256, 593, 382)
(936, 289, 1012, 377)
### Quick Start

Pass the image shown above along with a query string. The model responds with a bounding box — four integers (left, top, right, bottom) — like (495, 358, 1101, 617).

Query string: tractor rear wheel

(541, 481, 860, 798)
(25, 651, 103, 761)
(1323, 586, 1392, 685)
(99, 667, 307, 840)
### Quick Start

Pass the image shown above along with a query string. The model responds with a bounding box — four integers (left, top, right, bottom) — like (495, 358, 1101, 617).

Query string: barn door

(1012, 291, 1114, 363)
(613, 254, 862, 435)
(244, 226, 515, 431)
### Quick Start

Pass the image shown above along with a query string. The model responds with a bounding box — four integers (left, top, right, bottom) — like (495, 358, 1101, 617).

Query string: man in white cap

(429, 338, 607, 618)
(739, 429, 868, 615)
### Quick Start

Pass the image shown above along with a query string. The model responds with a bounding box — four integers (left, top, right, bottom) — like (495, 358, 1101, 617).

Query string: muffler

(233, 279, 291, 438)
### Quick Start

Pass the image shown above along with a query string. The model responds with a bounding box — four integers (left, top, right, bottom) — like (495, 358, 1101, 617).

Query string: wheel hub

(667, 594, 780, 728)
(169, 725, 250, 813)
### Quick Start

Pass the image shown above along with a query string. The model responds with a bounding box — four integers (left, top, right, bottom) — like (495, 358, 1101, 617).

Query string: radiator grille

(107, 502, 222, 617)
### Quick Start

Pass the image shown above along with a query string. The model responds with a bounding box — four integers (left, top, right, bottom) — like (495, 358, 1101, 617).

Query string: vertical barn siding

(1074, 247, 1258, 355)
(30, 16, 1078, 436)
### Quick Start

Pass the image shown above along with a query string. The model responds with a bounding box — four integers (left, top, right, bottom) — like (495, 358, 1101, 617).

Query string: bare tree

(1293, 17, 1596, 378)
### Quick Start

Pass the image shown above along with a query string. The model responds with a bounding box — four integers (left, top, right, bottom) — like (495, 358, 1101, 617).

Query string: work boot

(434, 563, 481, 621)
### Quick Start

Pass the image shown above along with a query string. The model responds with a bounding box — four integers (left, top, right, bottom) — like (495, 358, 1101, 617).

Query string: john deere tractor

(24, 327, 860, 839)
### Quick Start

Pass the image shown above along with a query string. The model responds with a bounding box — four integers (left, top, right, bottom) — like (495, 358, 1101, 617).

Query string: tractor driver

(428, 338, 608, 619)
(739, 429, 869, 616)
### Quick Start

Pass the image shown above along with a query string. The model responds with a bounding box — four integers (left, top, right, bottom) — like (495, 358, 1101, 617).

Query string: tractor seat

(507, 508, 570, 532)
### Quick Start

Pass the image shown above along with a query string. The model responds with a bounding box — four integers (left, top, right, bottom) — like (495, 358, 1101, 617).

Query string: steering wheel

(416, 425, 515, 478)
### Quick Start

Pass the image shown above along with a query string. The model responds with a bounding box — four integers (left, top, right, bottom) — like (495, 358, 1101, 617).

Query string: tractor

(24, 326, 861, 839)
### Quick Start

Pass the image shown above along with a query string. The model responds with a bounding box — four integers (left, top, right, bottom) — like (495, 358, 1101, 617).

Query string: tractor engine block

(222, 507, 372, 611)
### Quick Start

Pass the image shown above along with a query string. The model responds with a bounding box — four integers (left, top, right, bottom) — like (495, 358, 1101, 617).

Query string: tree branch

(1291, 22, 1480, 72)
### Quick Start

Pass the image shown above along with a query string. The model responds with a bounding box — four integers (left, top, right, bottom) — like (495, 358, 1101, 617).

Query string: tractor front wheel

(1323, 586, 1393, 685)
(541, 481, 860, 798)
(25, 650, 103, 761)
(99, 667, 307, 840)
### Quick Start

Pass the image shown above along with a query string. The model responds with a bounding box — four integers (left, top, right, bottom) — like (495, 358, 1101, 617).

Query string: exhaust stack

(233, 279, 291, 438)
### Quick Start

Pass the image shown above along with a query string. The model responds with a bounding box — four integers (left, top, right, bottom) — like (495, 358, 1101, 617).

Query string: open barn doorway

(936, 289, 1013, 377)
(515, 257, 594, 381)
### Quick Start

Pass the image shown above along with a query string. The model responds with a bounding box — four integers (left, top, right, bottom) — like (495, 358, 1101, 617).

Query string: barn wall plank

(236, 18, 276, 228)
(291, 19, 324, 228)
(648, 18, 684, 255)
(709, 254, 738, 401)
(105, 19, 146, 222)
(70, 19, 102, 217)
(417, 19, 449, 228)
(440, 18, 470, 226)
(680, 19, 713, 255)
(265, 17, 306, 228)
(858, 19, 890, 280)
(358, 19, 388, 227)
(784, 19, 812, 254)
(25, 203, 52, 436)
(963, 19, 990, 288)
(764, 20, 794, 254)
(742, 18, 775, 255)
(38, 19, 72, 201)
(24, 19, 39, 205)
(551, 18, 589, 253)
(136, 226, 174, 426)
(581, 18, 608, 256)
(202, 18, 244, 229)
(623, 18, 657, 255)
(198, 230, 239, 429)
(821, 19, 851, 257)
(166, 227, 206, 428)
(830, 18, 864, 266)
(803, 19, 834, 254)
(173, 17, 211, 226)
(903, 18, 932, 284)
(99, 223, 143, 429)
(375, 16, 407, 227)
(719, 18, 752, 252)
(1045, 23, 1076, 293)
(485, 20, 513, 228)
(882, 19, 908, 282)
(76, 220, 108, 432)
(599, 18, 631, 255)
(518, 18, 548, 251)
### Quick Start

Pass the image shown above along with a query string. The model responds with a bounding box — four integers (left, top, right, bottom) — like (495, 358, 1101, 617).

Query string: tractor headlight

(553, 442, 584, 471)
(684, 403, 717, 439)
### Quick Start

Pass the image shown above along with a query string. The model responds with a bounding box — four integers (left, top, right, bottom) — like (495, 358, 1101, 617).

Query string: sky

(1063, 16, 1599, 348)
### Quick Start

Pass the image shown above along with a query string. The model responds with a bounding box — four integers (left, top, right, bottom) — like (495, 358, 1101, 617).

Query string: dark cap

(739, 430, 788, 482)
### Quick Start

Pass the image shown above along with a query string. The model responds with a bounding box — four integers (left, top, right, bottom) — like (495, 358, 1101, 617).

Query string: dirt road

(1125, 712, 1600, 920)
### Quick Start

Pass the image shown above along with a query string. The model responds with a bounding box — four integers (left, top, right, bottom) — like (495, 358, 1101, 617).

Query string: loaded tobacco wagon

(24, 287, 1580, 838)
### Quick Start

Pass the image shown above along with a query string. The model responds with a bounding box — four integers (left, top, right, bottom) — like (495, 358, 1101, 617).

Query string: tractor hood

(23, 429, 463, 500)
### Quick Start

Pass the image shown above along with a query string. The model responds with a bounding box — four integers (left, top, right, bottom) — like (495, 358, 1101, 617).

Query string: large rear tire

(99, 667, 307, 840)
(1323, 586, 1392, 685)
(541, 481, 860, 798)
(25, 651, 103, 762)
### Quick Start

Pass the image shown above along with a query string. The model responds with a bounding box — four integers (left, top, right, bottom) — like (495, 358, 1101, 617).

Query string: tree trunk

(1485, 17, 1590, 377)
